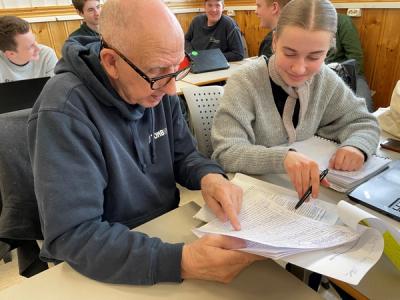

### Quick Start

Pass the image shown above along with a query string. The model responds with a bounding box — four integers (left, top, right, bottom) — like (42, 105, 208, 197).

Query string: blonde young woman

(211, 0, 379, 199)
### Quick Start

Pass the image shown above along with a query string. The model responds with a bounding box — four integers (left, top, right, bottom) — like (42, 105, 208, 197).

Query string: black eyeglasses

(101, 39, 191, 90)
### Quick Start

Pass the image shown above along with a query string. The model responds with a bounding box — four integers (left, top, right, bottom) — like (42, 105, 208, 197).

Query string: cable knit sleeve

(211, 58, 291, 174)
(315, 66, 380, 157)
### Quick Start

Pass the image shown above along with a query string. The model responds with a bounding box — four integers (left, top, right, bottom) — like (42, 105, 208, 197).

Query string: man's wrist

(200, 173, 227, 187)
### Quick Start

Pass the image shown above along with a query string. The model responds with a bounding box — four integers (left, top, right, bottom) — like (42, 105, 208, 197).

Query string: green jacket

(326, 14, 364, 75)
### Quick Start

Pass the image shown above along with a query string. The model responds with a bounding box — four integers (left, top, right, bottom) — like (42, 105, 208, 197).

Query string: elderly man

(70, 0, 101, 37)
(255, 0, 290, 57)
(28, 0, 260, 285)
(0, 16, 57, 83)
(185, 0, 244, 62)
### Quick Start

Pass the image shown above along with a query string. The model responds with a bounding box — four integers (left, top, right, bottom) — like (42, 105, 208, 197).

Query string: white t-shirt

(0, 44, 58, 83)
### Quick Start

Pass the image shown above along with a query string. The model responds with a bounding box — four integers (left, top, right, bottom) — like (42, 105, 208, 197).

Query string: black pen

(294, 168, 329, 210)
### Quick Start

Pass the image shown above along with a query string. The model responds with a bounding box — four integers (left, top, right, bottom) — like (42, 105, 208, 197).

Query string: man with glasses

(28, 0, 261, 285)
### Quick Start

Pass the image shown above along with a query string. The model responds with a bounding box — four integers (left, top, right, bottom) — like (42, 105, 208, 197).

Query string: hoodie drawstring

(131, 121, 147, 172)
(130, 109, 157, 173)
(150, 108, 157, 164)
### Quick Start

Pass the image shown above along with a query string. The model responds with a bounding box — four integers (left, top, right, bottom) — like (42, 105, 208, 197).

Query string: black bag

(328, 59, 357, 93)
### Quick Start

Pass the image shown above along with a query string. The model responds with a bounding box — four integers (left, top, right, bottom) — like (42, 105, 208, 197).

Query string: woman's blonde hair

(276, 0, 337, 47)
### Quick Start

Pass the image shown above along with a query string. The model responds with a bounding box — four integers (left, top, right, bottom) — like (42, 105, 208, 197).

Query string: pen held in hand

(294, 168, 329, 210)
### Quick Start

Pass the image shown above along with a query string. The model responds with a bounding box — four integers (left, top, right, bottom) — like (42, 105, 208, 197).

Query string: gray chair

(0, 109, 48, 277)
(182, 85, 224, 157)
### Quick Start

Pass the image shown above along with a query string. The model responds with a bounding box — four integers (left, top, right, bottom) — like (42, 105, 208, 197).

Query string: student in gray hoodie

(28, 0, 261, 285)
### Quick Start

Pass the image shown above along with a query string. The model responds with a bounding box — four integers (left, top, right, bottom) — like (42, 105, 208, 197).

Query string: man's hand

(181, 235, 264, 283)
(284, 151, 329, 199)
(200, 174, 243, 230)
(329, 146, 365, 171)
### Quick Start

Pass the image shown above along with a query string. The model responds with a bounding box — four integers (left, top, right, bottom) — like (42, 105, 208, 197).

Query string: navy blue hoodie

(28, 36, 225, 284)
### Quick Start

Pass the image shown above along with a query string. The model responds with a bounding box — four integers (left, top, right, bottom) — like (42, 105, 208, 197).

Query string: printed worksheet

(192, 173, 386, 285)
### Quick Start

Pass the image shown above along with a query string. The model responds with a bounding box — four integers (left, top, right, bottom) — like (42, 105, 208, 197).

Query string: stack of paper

(193, 174, 385, 285)
(290, 136, 391, 192)
(194, 190, 359, 259)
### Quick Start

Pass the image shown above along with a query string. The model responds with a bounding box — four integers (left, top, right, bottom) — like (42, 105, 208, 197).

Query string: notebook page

(291, 136, 391, 182)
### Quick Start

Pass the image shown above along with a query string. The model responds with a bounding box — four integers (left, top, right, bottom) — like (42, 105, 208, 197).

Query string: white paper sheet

(194, 191, 359, 250)
(284, 227, 383, 285)
(194, 174, 338, 225)
(192, 174, 386, 285)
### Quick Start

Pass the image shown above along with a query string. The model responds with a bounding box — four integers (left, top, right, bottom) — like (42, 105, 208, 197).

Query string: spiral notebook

(290, 136, 391, 192)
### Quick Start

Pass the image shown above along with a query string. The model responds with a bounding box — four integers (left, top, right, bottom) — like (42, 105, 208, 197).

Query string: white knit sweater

(211, 56, 380, 174)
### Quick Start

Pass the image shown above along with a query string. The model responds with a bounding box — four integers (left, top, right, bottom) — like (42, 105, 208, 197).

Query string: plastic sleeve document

(193, 174, 392, 285)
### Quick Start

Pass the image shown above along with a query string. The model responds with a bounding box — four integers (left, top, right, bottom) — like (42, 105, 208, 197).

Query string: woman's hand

(329, 146, 365, 171)
(284, 151, 329, 199)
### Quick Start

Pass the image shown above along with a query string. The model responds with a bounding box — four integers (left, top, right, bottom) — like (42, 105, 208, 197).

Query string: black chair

(0, 109, 48, 277)
(328, 59, 357, 93)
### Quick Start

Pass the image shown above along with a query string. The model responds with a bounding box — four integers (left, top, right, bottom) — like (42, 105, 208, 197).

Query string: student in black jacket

(255, 0, 290, 57)
(185, 0, 244, 62)
(69, 0, 101, 38)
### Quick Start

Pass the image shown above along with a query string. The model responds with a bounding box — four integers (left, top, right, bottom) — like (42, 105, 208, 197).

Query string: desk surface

(181, 62, 244, 86)
(1, 135, 397, 299)
(0, 202, 321, 300)
(175, 80, 197, 96)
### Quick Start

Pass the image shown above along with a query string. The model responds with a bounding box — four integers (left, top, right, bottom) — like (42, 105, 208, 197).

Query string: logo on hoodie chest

(149, 127, 168, 143)
(209, 37, 220, 45)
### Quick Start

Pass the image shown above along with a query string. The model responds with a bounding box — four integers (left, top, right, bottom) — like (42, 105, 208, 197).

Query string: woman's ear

(100, 49, 119, 79)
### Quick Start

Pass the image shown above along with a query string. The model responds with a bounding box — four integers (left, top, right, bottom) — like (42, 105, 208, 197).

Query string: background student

(185, 0, 244, 62)
(255, 0, 290, 57)
(212, 0, 380, 199)
(325, 13, 374, 112)
(0, 16, 58, 83)
(70, 0, 101, 38)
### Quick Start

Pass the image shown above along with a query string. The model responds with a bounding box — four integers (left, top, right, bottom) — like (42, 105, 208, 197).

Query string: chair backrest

(182, 85, 224, 157)
(328, 59, 357, 93)
(0, 109, 42, 241)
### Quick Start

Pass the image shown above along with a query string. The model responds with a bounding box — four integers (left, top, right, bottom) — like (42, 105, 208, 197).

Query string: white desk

(0, 202, 321, 300)
(181, 62, 244, 86)
(1, 135, 397, 299)
(175, 80, 197, 96)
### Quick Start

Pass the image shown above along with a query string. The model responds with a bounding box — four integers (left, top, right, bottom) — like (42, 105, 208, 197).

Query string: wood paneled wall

(179, 8, 400, 109)
(1, 3, 400, 108)
(30, 20, 81, 58)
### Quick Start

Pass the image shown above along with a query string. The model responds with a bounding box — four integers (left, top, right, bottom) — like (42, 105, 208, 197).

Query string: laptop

(188, 48, 230, 74)
(0, 76, 50, 114)
(347, 160, 400, 221)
